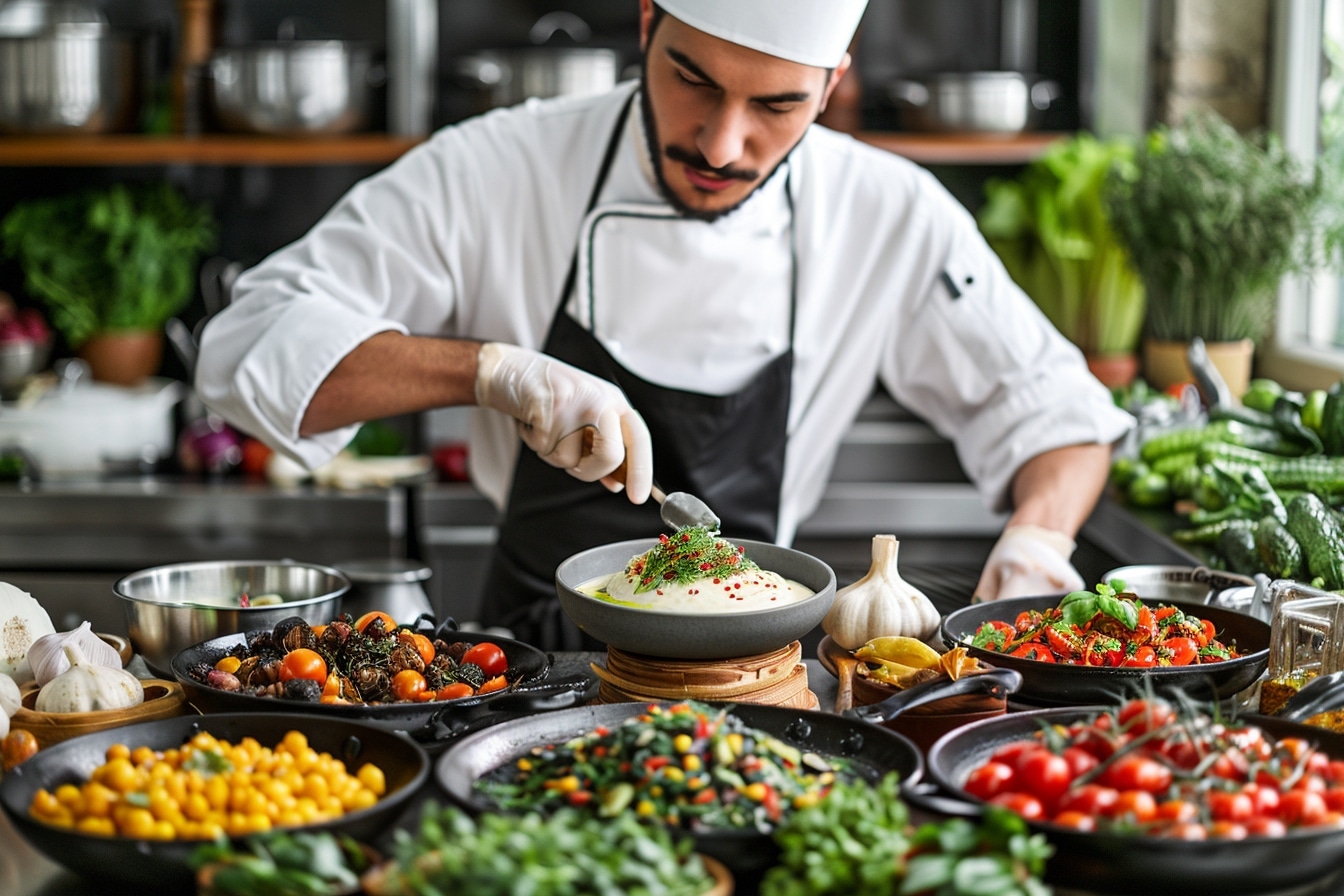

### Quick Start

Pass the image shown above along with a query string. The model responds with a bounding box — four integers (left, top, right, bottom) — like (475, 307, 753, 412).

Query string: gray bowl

(555, 538, 836, 659)
(114, 560, 350, 676)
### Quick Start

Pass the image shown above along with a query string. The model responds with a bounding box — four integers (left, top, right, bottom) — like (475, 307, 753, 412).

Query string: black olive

(282, 678, 322, 702)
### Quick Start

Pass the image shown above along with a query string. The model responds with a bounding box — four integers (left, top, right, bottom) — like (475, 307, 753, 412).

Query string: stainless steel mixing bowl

(114, 560, 350, 676)
(0, 22, 136, 134)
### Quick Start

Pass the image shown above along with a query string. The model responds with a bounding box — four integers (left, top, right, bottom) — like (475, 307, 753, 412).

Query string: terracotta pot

(1143, 338, 1254, 398)
(77, 330, 164, 386)
(1085, 352, 1139, 389)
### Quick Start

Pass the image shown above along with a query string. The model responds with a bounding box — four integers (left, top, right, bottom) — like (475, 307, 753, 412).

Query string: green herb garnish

(625, 527, 759, 594)
(1059, 579, 1140, 630)
(182, 748, 234, 777)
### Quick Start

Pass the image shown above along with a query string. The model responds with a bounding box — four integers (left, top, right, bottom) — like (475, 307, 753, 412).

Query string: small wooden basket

(13, 679, 191, 749)
(592, 642, 818, 709)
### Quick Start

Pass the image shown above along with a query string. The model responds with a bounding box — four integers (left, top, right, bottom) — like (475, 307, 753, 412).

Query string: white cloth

(658, 0, 868, 67)
(195, 84, 1135, 545)
(974, 524, 1085, 602)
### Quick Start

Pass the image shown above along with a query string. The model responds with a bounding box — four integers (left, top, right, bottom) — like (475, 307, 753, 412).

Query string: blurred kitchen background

(0, 0, 1260, 637)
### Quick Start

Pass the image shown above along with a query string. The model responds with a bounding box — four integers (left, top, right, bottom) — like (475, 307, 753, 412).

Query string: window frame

(1261, 0, 1344, 386)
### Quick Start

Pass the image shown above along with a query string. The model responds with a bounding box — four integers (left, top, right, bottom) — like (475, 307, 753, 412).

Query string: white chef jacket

(196, 82, 1134, 546)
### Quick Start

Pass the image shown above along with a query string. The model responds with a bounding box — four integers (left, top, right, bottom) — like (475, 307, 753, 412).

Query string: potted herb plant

(977, 133, 1146, 387)
(0, 182, 216, 385)
(1104, 112, 1334, 396)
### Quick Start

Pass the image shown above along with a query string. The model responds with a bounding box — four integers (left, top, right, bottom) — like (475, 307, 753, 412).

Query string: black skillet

(435, 668, 1021, 875)
(0, 712, 429, 892)
(171, 629, 595, 746)
(940, 594, 1270, 706)
(925, 706, 1344, 896)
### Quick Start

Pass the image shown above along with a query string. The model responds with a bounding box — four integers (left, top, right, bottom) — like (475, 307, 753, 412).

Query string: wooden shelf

(0, 131, 1065, 168)
(0, 134, 421, 167)
(854, 131, 1067, 165)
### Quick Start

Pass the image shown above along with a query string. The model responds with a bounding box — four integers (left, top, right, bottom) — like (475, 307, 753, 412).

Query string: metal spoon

(655, 485, 720, 532)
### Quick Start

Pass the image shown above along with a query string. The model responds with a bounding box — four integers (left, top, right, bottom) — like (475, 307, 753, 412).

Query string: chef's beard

(639, 71, 799, 224)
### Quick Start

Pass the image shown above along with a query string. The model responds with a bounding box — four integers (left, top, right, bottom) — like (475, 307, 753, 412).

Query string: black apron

(481, 98, 798, 651)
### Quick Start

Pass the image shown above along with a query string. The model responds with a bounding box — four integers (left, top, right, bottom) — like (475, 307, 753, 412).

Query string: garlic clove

(0, 671, 19, 718)
(28, 621, 122, 687)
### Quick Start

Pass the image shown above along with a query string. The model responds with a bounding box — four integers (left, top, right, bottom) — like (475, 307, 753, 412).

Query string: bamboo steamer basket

(13, 678, 191, 749)
(592, 641, 819, 710)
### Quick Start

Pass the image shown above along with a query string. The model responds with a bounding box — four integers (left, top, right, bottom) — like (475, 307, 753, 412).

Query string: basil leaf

(1059, 591, 1100, 626)
(1098, 594, 1140, 629)
(971, 624, 1007, 650)
(900, 854, 957, 893)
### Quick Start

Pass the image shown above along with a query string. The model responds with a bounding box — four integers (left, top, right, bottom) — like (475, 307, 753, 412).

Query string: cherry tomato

(1208, 789, 1254, 822)
(1279, 790, 1329, 827)
(1160, 739, 1203, 770)
(1163, 821, 1208, 840)
(279, 648, 327, 683)
(1019, 749, 1073, 804)
(1162, 636, 1200, 665)
(1061, 746, 1099, 779)
(1117, 699, 1176, 736)
(1010, 643, 1056, 662)
(1208, 820, 1249, 840)
(1244, 816, 1288, 838)
(1121, 646, 1157, 667)
(1110, 789, 1158, 824)
(1056, 784, 1120, 817)
(398, 630, 435, 665)
(1243, 783, 1281, 817)
(355, 611, 398, 634)
(1100, 754, 1172, 794)
(1050, 810, 1096, 831)
(1156, 798, 1198, 823)
(1224, 726, 1273, 762)
(1324, 760, 1344, 785)
(462, 641, 508, 677)
(1324, 788, 1344, 813)
(1209, 748, 1250, 782)
(477, 674, 508, 695)
(391, 669, 428, 702)
(436, 682, 475, 701)
(989, 791, 1046, 821)
(990, 741, 1039, 769)
(964, 761, 1017, 801)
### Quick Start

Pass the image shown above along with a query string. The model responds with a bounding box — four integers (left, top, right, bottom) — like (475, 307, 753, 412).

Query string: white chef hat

(656, 0, 868, 68)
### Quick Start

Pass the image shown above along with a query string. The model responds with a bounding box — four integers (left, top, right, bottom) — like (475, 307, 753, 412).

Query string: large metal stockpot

(887, 70, 1060, 134)
(0, 1, 136, 134)
(454, 12, 619, 110)
(209, 39, 378, 135)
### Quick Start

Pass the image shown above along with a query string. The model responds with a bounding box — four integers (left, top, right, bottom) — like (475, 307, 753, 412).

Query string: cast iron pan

(940, 595, 1270, 706)
(0, 712, 429, 892)
(924, 707, 1344, 895)
(435, 669, 1021, 876)
(171, 630, 595, 746)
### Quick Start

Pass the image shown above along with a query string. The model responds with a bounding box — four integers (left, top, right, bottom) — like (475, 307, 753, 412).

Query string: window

(1264, 0, 1344, 384)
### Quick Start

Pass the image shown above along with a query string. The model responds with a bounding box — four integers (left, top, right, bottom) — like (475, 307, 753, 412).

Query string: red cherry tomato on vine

(1121, 646, 1157, 667)
(964, 761, 1017, 800)
(1019, 749, 1073, 804)
(1056, 784, 1120, 817)
(1101, 754, 1172, 794)
(989, 791, 1046, 820)
(1117, 699, 1176, 736)
(462, 641, 508, 677)
(1162, 635, 1200, 666)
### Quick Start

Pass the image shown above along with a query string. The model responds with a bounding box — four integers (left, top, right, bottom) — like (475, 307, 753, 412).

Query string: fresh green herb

(1058, 580, 1139, 630)
(971, 624, 1008, 651)
(189, 830, 369, 896)
(0, 182, 216, 347)
(625, 527, 759, 594)
(978, 133, 1145, 355)
(760, 775, 1053, 896)
(370, 803, 713, 896)
(182, 747, 234, 777)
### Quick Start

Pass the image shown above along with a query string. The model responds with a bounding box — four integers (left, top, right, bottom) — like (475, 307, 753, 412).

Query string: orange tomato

(2, 729, 38, 771)
(477, 674, 508, 695)
(355, 611, 397, 634)
(279, 648, 328, 683)
(436, 682, 474, 701)
(398, 630, 435, 665)
(311, 623, 327, 638)
(391, 669, 427, 702)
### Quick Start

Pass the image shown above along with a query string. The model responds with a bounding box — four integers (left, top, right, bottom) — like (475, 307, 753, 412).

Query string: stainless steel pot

(887, 71, 1060, 134)
(209, 40, 379, 135)
(0, 15, 135, 134)
(337, 557, 433, 625)
(455, 12, 618, 109)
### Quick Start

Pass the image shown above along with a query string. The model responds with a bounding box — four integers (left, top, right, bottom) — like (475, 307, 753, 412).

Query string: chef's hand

(474, 343, 653, 502)
(973, 524, 1084, 602)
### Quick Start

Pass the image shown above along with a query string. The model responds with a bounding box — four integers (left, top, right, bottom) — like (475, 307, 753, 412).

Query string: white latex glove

(475, 342, 653, 502)
(973, 524, 1084, 602)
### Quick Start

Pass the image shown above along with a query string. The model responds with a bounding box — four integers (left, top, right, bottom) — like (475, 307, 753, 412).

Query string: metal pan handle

(841, 667, 1022, 725)
(420, 674, 598, 742)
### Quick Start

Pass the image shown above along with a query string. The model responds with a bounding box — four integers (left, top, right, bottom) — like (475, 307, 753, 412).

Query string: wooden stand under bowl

(592, 641, 818, 710)
(13, 679, 191, 749)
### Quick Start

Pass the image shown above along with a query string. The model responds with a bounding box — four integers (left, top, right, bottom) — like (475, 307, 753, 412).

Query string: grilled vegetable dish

(963, 697, 1344, 840)
(183, 612, 513, 704)
(477, 701, 857, 833)
(970, 581, 1239, 667)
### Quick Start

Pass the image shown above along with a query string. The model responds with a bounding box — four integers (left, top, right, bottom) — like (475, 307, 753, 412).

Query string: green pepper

(1304, 389, 1329, 433)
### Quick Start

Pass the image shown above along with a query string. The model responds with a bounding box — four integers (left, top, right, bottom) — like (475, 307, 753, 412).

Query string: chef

(196, 0, 1134, 648)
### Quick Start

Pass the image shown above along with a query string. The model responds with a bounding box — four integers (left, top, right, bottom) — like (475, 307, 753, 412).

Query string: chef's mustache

(663, 144, 759, 182)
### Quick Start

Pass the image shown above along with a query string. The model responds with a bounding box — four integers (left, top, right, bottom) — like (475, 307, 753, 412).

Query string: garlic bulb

(35, 642, 143, 714)
(0, 671, 19, 718)
(821, 535, 940, 650)
(28, 621, 122, 687)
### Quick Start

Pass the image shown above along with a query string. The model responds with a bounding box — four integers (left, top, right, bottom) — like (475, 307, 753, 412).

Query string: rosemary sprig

(624, 527, 759, 594)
